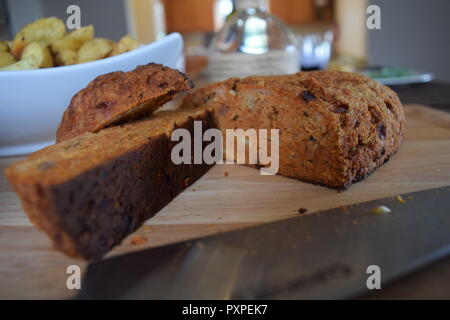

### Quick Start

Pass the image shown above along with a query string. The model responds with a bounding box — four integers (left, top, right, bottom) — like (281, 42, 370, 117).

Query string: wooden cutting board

(1, 104, 449, 299)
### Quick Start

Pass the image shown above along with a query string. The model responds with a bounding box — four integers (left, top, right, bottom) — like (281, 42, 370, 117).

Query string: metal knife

(77, 186, 450, 299)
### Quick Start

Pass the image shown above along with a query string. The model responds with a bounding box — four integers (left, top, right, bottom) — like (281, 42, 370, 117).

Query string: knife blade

(77, 186, 450, 299)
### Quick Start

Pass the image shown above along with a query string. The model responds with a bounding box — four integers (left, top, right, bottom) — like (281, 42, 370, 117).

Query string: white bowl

(0, 33, 184, 157)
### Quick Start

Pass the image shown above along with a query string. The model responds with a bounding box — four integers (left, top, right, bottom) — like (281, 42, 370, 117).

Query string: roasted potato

(51, 25, 94, 66)
(11, 17, 65, 59)
(0, 41, 9, 52)
(0, 58, 38, 71)
(111, 35, 139, 56)
(55, 49, 77, 66)
(68, 25, 94, 43)
(77, 38, 114, 63)
(21, 42, 53, 68)
(0, 51, 15, 68)
(4, 16, 138, 70)
(51, 25, 94, 52)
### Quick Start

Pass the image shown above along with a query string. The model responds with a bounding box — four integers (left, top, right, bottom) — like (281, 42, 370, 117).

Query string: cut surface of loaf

(182, 71, 405, 190)
(56, 63, 194, 142)
(6, 107, 214, 260)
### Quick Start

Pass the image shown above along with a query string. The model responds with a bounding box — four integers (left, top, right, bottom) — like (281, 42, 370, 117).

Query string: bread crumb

(130, 236, 148, 245)
(297, 208, 308, 214)
(396, 195, 406, 203)
(196, 241, 205, 249)
(224, 171, 229, 177)
(370, 205, 391, 215)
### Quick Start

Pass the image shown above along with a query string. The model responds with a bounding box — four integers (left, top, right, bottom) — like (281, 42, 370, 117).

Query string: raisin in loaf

(56, 63, 194, 142)
(182, 70, 405, 190)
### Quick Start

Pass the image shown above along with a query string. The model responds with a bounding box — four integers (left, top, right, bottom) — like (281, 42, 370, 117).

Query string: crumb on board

(370, 205, 391, 215)
(130, 236, 148, 245)
(297, 208, 308, 214)
(224, 171, 229, 177)
(396, 195, 406, 203)
(196, 241, 205, 249)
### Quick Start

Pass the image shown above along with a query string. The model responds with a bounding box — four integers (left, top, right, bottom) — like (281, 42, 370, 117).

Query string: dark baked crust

(5, 70, 405, 260)
(182, 70, 405, 190)
(6, 107, 213, 260)
(56, 63, 194, 142)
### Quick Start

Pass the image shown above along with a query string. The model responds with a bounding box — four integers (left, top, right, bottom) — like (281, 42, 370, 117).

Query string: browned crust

(181, 70, 405, 190)
(6, 107, 213, 260)
(5, 70, 405, 260)
(56, 63, 194, 142)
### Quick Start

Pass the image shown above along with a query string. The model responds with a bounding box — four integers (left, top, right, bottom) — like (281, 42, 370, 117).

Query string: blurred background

(1, 0, 449, 81)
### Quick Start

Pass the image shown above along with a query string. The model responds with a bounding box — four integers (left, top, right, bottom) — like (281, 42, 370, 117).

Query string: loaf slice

(56, 63, 194, 142)
(182, 71, 405, 190)
(6, 107, 214, 260)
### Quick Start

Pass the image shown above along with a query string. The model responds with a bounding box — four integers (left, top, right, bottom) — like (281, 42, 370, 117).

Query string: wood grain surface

(0, 104, 449, 299)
